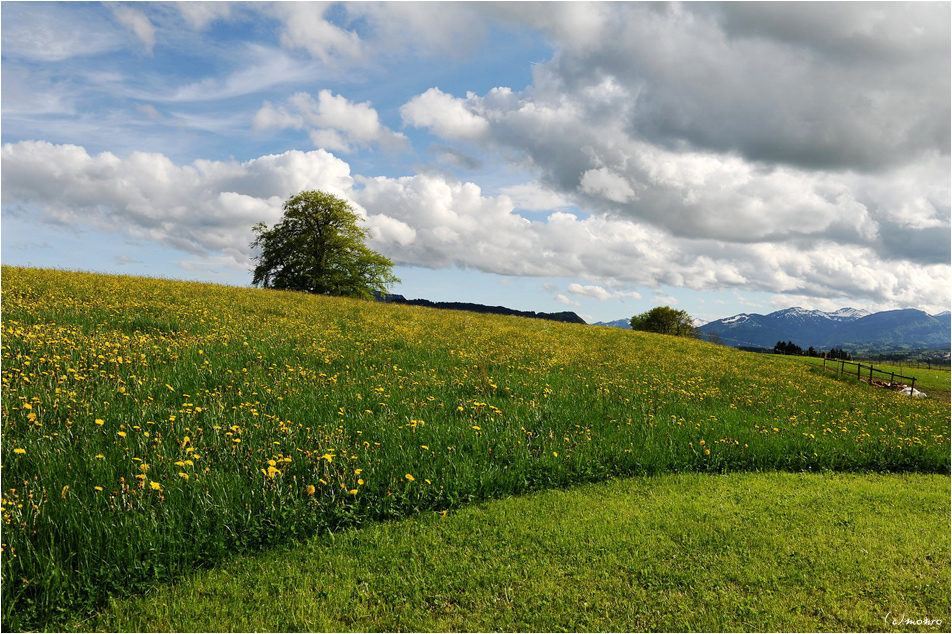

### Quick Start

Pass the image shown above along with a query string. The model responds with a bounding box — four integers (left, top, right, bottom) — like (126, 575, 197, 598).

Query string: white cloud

(110, 5, 156, 55)
(176, 2, 233, 30)
(567, 283, 642, 301)
(0, 141, 353, 266)
(2, 140, 949, 313)
(499, 181, 571, 212)
(255, 91, 408, 153)
(567, 284, 613, 301)
(578, 168, 636, 204)
(162, 45, 328, 103)
(401, 88, 491, 141)
(270, 2, 362, 65)
(398, 29, 949, 264)
(252, 102, 302, 131)
(351, 3, 490, 60)
(555, 294, 581, 307)
(1, 3, 123, 61)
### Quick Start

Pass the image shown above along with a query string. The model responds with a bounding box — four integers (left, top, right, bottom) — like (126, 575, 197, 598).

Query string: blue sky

(2, 2, 950, 324)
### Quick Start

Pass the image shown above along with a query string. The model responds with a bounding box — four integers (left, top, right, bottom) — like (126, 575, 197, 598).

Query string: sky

(2, 1, 950, 324)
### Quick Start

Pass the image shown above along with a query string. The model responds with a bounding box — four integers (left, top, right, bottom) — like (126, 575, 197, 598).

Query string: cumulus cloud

(0, 141, 353, 269)
(406, 81, 948, 264)
(399, 3, 950, 273)
(567, 284, 641, 301)
(499, 181, 572, 212)
(254, 90, 407, 153)
(401, 88, 491, 141)
(2, 140, 949, 313)
(533, 2, 950, 171)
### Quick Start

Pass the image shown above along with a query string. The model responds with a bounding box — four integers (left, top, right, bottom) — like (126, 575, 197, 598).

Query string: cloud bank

(3, 139, 947, 313)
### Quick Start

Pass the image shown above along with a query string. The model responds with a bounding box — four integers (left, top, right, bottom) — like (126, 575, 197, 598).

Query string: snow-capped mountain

(696, 307, 949, 351)
(828, 307, 872, 321)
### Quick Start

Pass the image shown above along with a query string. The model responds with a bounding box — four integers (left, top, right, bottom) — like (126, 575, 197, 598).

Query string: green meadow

(2, 267, 949, 631)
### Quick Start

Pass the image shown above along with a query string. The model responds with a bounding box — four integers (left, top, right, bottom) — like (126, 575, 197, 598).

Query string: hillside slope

(2, 267, 948, 630)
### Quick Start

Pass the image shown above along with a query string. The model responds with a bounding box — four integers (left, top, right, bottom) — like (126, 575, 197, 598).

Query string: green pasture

(2, 267, 949, 631)
(74, 472, 950, 633)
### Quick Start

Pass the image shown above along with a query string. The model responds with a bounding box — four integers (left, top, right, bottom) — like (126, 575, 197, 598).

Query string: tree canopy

(250, 190, 399, 299)
(629, 306, 697, 337)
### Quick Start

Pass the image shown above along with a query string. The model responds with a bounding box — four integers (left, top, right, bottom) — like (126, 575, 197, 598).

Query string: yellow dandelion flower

(13, 448, 25, 455)
(150, 481, 162, 491)
(704, 449, 711, 456)
(306, 485, 316, 495)
(178, 472, 189, 481)
(349, 489, 358, 495)
(117, 431, 127, 438)
(357, 479, 364, 485)
(94, 486, 103, 492)
(405, 474, 415, 482)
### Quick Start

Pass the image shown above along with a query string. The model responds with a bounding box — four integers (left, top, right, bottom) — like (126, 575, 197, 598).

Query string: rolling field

(2, 266, 949, 630)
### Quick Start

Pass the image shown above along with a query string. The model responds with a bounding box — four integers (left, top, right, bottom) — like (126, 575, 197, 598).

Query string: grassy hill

(2, 267, 949, 630)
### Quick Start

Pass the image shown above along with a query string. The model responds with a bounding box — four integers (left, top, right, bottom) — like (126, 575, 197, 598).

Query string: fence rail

(821, 358, 918, 396)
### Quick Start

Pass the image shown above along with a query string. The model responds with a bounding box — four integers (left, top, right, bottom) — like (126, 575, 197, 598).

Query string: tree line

(772, 341, 852, 360)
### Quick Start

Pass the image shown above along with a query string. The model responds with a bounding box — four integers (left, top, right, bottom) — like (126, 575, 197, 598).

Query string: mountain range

(598, 307, 951, 352)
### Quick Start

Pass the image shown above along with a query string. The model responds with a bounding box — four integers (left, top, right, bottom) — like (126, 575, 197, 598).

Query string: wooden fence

(821, 358, 918, 396)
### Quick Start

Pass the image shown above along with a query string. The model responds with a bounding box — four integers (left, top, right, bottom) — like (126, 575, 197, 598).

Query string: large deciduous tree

(251, 190, 399, 299)
(630, 306, 697, 337)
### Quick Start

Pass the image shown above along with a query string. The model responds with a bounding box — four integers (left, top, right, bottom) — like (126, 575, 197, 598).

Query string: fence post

(857, 363, 862, 380)
(890, 371, 895, 385)
(869, 365, 874, 382)
(909, 377, 916, 397)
